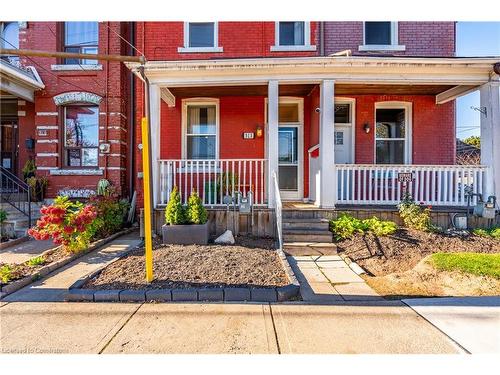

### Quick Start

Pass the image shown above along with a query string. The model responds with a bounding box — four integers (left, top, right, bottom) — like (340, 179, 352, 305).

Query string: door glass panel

(278, 127, 298, 191)
(334, 104, 350, 123)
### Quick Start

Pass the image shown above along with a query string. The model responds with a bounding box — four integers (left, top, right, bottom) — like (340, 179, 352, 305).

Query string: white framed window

(182, 98, 219, 159)
(374, 102, 412, 165)
(271, 22, 316, 52)
(178, 22, 223, 53)
(359, 22, 405, 52)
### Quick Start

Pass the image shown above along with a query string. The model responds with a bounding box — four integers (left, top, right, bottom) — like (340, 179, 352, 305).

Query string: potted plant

(22, 159, 36, 181)
(162, 187, 209, 245)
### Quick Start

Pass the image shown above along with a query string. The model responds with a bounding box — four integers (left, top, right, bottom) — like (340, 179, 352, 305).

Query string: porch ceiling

(168, 84, 316, 97)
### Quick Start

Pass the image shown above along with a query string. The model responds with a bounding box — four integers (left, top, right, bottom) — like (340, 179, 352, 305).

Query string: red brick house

(128, 21, 499, 223)
(2, 22, 499, 236)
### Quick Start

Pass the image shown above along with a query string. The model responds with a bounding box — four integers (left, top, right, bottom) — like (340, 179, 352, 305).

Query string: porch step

(282, 210, 332, 220)
(283, 242, 338, 256)
(282, 230, 333, 243)
(282, 218, 330, 231)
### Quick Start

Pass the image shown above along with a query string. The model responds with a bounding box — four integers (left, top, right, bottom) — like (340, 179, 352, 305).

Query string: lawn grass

(430, 252, 500, 279)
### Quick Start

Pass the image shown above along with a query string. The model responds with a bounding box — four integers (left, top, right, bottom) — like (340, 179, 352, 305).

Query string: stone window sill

(177, 47, 223, 53)
(49, 169, 103, 176)
(358, 45, 406, 52)
(51, 64, 103, 71)
(270, 45, 317, 52)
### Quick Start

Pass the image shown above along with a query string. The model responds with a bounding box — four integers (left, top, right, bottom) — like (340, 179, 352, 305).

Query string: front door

(0, 120, 18, 175)
(278, 99, 303, 200)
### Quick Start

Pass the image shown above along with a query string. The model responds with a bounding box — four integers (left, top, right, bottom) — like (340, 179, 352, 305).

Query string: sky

(456, 22, 500, 140)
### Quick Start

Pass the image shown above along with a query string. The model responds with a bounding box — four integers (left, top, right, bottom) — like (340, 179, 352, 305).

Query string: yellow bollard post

(141, 117, 154, 282)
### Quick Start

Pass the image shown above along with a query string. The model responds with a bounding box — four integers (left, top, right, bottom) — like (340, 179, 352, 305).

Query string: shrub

(0, 264, 13, 283)
(97, 179, 111, 196)
(22, 159, 36, 180)
(88, 192, 129, 239)
(329, 214, 397, 241)
(26, 256, 45, 267)
(186, 190, 208, 225)
(165, 186, 186, 225)
(398, 193, 434, 232)
(473, 227, 500, 239)
(0, 209, 7, 223)
(28, 196, 98, 253)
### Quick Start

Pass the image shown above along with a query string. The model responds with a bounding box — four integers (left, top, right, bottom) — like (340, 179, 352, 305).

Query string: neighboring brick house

(1, 21, 133, 199)
(2, 21, 499, 219)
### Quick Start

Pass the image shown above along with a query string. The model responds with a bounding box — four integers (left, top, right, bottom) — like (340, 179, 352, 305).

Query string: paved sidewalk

(0, 239, 55, 264)
(403, 296, 500, 354)
(2, 232, 142, 303)
(288, 255, 382, 303)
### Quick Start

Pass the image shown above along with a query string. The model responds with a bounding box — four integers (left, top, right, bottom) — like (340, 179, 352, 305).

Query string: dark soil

(338, 229, 500, 277)
(83, 236, 289, 290)
(0, 245, 68, 285)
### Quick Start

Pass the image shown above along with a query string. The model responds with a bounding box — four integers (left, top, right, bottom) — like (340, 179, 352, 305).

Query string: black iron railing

(0, 166, 32, 228)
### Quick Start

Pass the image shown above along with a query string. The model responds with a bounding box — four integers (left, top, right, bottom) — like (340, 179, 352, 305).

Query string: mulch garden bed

(83, 236, 290, 290)
(337, 229, 500, 298)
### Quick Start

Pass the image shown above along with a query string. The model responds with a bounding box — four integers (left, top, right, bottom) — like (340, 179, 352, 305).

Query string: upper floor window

(359, 22, 405, 52)
(178, 22, 223, 53)
(1, 22, 19, 64)
(63, 22, 98, 64)
(271, 22, 316, 52)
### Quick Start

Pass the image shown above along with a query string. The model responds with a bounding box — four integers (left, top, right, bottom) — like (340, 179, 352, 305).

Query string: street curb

(0, 235, 29, 250)
(65, 245, 301, 304)
(0, 227, 136, 299)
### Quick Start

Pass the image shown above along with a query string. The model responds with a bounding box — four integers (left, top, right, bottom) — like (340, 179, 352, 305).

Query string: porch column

(267, 80, 279, 208)
(480, 79, 500, 200)
(319, 80, 336, 208)
(149, 83, 161, 207)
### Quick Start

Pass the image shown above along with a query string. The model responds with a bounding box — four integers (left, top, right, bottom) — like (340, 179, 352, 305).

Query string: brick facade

(17, 22, 132, 198)
(324, 22, 455, 56)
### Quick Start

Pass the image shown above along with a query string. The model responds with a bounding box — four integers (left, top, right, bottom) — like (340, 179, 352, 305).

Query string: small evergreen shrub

(186, 190, 208, 225)
(329, 214, 397, 241)
(165, 186, 186, 225)
(0, 209, 7, 223)
(473, 227, 500, 239)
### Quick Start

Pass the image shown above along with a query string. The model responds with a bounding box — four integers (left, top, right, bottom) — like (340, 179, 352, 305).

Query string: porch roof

(0, 57, 45, 102)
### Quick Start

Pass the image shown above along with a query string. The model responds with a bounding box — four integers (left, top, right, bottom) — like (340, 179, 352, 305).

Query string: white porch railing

(335, 164, 489, 206)
(158, 159, 267, 206)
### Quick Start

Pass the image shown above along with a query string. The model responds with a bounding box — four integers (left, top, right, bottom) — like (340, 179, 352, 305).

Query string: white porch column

(319, 80, 336, 208)
(480, 79, 500, 200)
(267, 80, 279, 208)
(149, 83, 161, 207)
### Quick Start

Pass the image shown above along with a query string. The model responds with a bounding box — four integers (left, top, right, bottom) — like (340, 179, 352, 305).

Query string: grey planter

(162, 222, 209, 245)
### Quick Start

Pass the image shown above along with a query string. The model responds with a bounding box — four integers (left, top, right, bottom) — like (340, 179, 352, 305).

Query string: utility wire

(0, 35, 100, 94)
(103, 22, 145, 57)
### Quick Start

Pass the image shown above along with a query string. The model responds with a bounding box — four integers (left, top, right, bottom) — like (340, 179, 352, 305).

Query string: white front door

(334, 126, 353, 163)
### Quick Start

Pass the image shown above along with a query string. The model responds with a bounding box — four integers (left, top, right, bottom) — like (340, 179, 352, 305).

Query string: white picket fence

(158, 159, 267, 206)
(335, 164, 488, 206)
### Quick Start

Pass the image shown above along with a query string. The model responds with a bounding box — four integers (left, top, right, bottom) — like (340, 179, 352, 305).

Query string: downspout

(104, 21, 110, 180)
(128, 21, 136, 197)
(320, 21, 325, 56)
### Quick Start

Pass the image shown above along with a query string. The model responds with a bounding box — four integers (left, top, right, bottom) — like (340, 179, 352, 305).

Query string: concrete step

(283, 232, 333, 242)
(283, 242, 338, 256)
(282, 210, 332, 220)
(283, 219, 330, 231)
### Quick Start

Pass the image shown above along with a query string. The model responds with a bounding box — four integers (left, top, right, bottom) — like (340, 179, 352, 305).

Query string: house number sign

(397, 172, 414, 183)
(242, 132, 255, 139)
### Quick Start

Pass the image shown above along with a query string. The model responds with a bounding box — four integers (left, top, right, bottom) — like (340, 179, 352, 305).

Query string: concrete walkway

(403, 296, 500, 354)
(288, 255, 382, 303)
(0, 239, 55, 264)
(1, 232, 142, 303)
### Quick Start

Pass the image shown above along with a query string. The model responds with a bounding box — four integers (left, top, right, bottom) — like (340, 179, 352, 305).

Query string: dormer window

(359, 22, 405, 52)
(271, 22, 316, 52)
(178, 22, 223, 53)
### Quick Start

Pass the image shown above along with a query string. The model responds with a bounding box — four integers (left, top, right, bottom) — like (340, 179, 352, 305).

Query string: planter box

(162, 222, 209, 245)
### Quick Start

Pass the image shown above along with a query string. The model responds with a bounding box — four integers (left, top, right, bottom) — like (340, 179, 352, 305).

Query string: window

(64, 105, 99, 167)
(178, 22, 222, 53)
(375, 107, 409, 164)
(63, 22, 98, 64)
(334, 104, 351, 124)
(271, 22, 316, 51)
(1, 22, 19, 64)
(359, 22, 405, 52)
(183, 101, 218, 159)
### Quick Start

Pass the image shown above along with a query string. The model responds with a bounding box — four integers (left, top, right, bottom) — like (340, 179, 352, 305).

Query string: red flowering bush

(28, 196, 98, 253)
